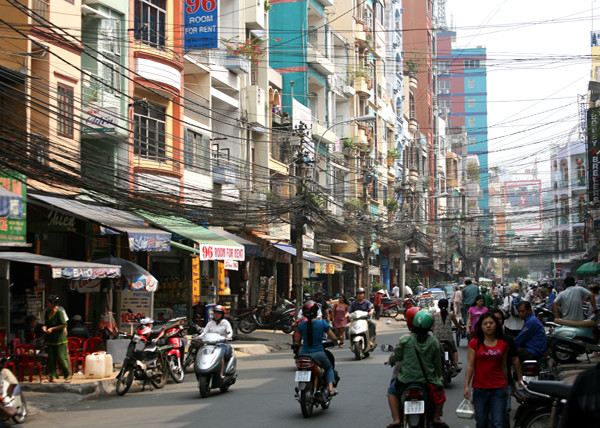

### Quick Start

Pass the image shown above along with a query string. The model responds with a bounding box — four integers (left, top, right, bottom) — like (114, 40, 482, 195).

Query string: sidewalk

(555, 354, 600, 383)
(20, 317, 406, 415)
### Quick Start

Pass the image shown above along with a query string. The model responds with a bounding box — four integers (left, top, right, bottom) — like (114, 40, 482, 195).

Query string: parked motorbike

(546, 318, 600, 363)
(348, 310, 376, 360)
(382, 298, 402, 318)
(534, 301, 555, 325)
(294, 340, 339, 418)
(235, 306, 258, 334)
(115, 314, 171, 396)
(242, 301, 295, 334)
(164, 316, 186, 383)
(194, 332, 237, 398)
(183, 316, 204, 372)
(0, 357, 26, 424)
(513, 379, 571, 428)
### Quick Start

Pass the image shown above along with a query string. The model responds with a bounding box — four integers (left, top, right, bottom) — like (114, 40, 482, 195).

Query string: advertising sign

(185, 0, 218, 50)
(0, 172, 26, 245)
(82, 104, 118, 133)
(588, 107, 600, 203)
(224, 260, 238, 270)
(192, 256, 200, 306)
(119, 290, 153, 331)
(199, 244, 244, 261)
(504, 180, 542, 231)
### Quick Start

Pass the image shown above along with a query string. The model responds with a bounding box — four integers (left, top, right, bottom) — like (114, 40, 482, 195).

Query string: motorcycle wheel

(115, 362, 135, 396)
(282, 322, 293, 334)
(552, 344, 579, 364)
(300, 382, 314, 418)
(386, 306, 400, 318)
(238, 318, 256, 334)
(354, 347, 362, 360)
(199, 375, 211, 398)
(150, 355, 169, 389)
(12, 393, 27, 424)
(220, 383, 230, 393)
(521, 409, 551, 428)
(168, 355, 185, 383)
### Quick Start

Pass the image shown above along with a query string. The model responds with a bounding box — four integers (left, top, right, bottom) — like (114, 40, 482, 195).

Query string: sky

(446, 0, 598, 183)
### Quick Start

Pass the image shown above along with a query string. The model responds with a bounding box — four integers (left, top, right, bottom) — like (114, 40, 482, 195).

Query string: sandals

(64, 378, 72, 383)
(328, 389, 338, 396)
(44, 378, 56, 383)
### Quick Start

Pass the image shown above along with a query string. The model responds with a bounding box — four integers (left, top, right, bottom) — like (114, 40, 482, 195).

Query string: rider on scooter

(295, 301, 339, 395)
(199, 305, 233, 378)
(349, 287, 376, 347)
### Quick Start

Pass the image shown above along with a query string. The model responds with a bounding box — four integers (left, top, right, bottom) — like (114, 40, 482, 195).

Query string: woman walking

(42, 294, 72, 383)
(464, 312, 509, 428)
(433, 299, 463, 372)
(331, 295, 349, 347)
(466, 295, 488, 339)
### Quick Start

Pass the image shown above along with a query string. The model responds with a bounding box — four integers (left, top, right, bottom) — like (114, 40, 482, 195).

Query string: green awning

(576, 262, 600, 274)
(140, 213, 244, 261)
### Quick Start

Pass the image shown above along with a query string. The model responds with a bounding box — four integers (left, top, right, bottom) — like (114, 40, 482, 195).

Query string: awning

(30, 195, 171, 252)
(273, 244, 342, 273)
(0, 252, 121, 279)
(329, 254, 362, 266)
(208, 227, 259, 257)
(140, 213, 244, 261)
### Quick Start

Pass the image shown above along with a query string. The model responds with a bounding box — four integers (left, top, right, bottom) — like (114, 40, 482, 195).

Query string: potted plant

(385, 198, 399, 212)
(343, 198, 363, 212)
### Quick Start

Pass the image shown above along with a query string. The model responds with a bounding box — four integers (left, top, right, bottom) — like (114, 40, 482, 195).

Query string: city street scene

(0, 0, 599, 426)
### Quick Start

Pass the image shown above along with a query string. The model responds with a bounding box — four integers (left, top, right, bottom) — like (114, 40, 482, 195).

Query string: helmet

(47, 294, 59, 304)
(302, 300, 319, 318)
(413, 310, 434, 330)
(405, 307, 421, 328)
(356, 287, 366, 294)
(481, 286, 488, 292)
(213, 305, 225, 314)
(377, 289, 385, 294)
(511, 283, 520, 292)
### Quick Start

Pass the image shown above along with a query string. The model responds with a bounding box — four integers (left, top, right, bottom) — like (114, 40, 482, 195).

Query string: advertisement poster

(192, 256, 200, 306)
(504, 180, 542, 231)
(184, 0, 218, 50)
(0, 172, 26, 245)
(119, 290, 153, 331)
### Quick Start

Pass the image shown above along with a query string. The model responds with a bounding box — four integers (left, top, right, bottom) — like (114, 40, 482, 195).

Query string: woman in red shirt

(464, 312, 509, 428)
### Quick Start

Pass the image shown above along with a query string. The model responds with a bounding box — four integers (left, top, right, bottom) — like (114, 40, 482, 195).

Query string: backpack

(510, 296, 521, 317)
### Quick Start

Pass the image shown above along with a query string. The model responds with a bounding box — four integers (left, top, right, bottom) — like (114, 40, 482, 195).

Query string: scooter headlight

(132, 333, 142, 343)
(201, 347, 216, 355)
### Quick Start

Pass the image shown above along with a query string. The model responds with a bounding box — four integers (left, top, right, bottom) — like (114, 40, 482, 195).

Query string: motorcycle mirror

(380, 344, 394, 352)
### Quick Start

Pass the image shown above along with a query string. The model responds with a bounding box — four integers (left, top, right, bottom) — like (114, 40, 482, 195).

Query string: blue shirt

(298, 319, 330, 354)
(547, 289, 557, 309)
(349, 299, 373, 313)
(514, 313, 546, 358)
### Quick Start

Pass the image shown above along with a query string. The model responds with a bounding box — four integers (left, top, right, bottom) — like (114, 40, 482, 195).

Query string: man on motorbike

(514, 301, 546, 362)
(199, 305, 233, 378)
(314, 291, 331, 322)
(387, 310, 448, 428)
(295, 301, 339, 395)
(348, 287, 376, 347)
(553, 276, 597, 321)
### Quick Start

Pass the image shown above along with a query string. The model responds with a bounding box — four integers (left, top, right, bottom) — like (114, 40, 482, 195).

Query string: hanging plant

(221, 36, 281, 65)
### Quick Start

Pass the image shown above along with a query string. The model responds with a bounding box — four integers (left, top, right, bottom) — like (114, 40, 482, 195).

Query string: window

(468, 117, 476, 127)
(134, 101, 166, 160)
(100, 18, 121, 96)
(438, 80, 450, 94)
(468, 98, 475, 108)
(464, 59, 480, 69)
(57, 84, 74, 138)
(134, 0, 166, 47)
(184, 129, 211, 173)
(439, 99, 451, 116)
(467, 78, 475, 88)
(438, 61, 450, 74)
(468, 136, 476, 145)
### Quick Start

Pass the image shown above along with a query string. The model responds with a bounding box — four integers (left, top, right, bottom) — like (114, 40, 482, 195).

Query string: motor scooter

(546, 318, 600, 363)
(164, 316, 186, 383)
(246, 301, 295, 333)
(194, 332, 237, 398)
(513, 379, 571, 428)
(439, 340, 456, 386)
(348, 310, 376, 360)
(0, 357, 26, 424)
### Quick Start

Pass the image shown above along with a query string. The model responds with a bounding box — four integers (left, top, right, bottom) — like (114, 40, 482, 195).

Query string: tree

(508, 264, 529, 280)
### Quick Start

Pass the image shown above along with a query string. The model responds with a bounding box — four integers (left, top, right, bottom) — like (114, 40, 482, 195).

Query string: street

(24, 326, 518, 428)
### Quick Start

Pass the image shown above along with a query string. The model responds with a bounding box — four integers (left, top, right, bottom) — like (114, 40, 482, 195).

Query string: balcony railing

(32, 0, 49, 21)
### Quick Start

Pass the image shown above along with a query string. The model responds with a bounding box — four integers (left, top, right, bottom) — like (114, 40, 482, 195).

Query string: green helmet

(413, 310, 434, 330)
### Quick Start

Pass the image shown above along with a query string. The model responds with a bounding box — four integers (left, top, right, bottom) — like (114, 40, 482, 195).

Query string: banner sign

(588, 107, 600, 203)
(314, 263, 336, 274)
(224, 260, 238, 270)
(185, 0, 218, 50)
(0, 172, 26, 244)
(199, 244, 244, 261)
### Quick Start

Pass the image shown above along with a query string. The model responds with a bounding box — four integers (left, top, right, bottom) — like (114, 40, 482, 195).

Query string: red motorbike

(164, 317, 186, 383)
(381, 298, 402, 318)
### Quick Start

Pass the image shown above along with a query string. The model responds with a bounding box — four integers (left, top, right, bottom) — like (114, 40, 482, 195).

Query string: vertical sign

(0, 172, 26, 245)
(192, 256, 200, 306)
(184, 0, 218, 50)
(588, 107, 600, 203)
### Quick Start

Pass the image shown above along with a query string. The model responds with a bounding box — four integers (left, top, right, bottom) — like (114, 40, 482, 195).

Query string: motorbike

(294, 340, 339, 418)
(439, 340, 456, 386)
(513, 379, 571, 428)
(235, 306, 259, 334)
(382, 297, 402, 318)
(115, 314, 171, 396)
(348, 310, 376, 360)
(0, 357, 26, 424)
(241, 301, 295, 334)
(194, 332, 237, 398)
(291, 316, 307, 360)
(183, 316, 204, 372)
(546, 318, 600, 363)
(534, 301, 555, 325)
(453, 318, 467, 347)
(403, 297, 417, 315)
(164, 316, 187, 383)
(382, 344, 432, 427)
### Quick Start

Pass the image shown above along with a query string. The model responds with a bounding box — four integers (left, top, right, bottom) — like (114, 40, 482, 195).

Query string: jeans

(305, 350, 335, 384)
(473, 387, 507, 428)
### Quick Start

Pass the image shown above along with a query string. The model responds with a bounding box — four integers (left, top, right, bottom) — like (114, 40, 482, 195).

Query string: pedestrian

(41, 294, 72, 383)
(523, 284, 538, 302)
(314, 291, 331, 322)
(68, 314, 90, 339)
(452, 285, 463, 322)
(373, 289, 383, 320)
(416, 282, 424, 295)
(514, 301, 546, 363)
(481, 286, 493, 309)
(466, 295, 488, 339)
(553, 276, 598, 321)
(502, 283, 524, 338)
(464, 312, 510, 428)
(432, 299, 462, 373)
(462, 279, 479, 320)
(317, 284, 331, 302)
(404, 284, 413, 297)
(331, 294, 349, 348)
(392, 284, 400, 298)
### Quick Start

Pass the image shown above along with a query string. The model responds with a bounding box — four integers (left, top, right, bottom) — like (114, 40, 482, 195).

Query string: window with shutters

(184, 128, 211, 173)
(57, 84, 74, 138)
(99, 18, 121, 96)
(134, 101, 166, 160)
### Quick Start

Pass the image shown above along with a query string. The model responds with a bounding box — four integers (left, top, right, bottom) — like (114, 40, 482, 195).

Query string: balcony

(306, 46, 335, 75)
(244, 0, 265, 30)
(224, 55, 250, 75)
(355, 77, 371, 98)
(572, 177, 586, 188)
(312, 122, 336, 145)
(328, 74, 354, 97)
(213, 163, 236, 184)
(247, 85, 266, 127)
(408, 117, 418, 133)
(408, 73, 418, 90)
(354, 20, 371, 48)
(408, 167, 419, 185)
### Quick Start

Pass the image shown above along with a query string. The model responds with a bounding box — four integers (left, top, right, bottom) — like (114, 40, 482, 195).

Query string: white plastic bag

(456, 398, 475, 419)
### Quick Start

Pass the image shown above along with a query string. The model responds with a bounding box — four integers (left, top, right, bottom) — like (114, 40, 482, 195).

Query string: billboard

(588, 107, 600, 203)
(184, 0, 218, 51)
(504, 180, 542, 231)
(0, 172, 26, 245)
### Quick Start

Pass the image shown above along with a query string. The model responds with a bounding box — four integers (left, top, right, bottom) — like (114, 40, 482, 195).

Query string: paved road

(24, 325, 517, 428)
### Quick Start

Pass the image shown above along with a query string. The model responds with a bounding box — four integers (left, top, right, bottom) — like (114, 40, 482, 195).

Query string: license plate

(404, 400, 425, 415)
(444, 352, 449, 360)
(523, 375, 538, 384)
(295, 370, 311, 382)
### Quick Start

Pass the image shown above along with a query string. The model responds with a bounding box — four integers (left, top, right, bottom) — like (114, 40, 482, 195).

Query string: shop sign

(184, 0, 218, 50)
(199, 244, 244, 261)
(0, 172, 26, 245)
(72, 278, 102, 293)
(314, 263, 335, 274)
(192, 257, 200, 306)
(588, 107, 600, 203)
(52, 267, 121, 279)
(82, 104, 118, 133)
(224, 260, 238, 270)
(119, 290, 153, 331)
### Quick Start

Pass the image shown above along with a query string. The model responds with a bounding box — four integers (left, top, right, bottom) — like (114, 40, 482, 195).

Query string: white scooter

(0, 357, 26, 424)
(348, 310, 376, 360)
(194, 332, 237, 398)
